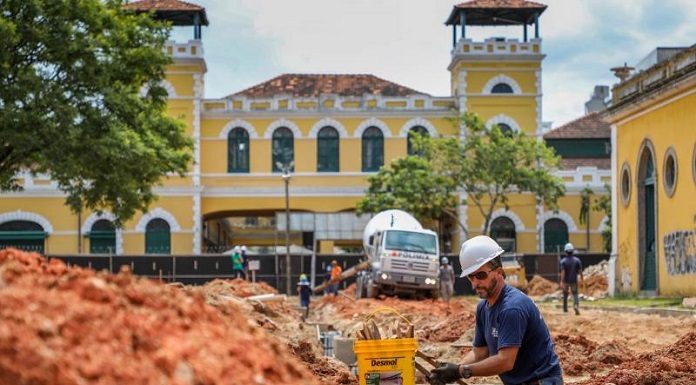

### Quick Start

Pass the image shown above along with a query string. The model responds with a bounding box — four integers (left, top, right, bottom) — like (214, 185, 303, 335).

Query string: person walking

(231, 246, 244, 279)
(329, 260, 342, 295)
(439, 256, 455, 306)
(560, 242, 583, 315)
(429, 235, 563, 385)
(323, 263, 334, 295)
(296, 274, 312, 320)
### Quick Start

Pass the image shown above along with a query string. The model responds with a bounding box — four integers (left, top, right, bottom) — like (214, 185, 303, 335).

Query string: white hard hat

(458, 235, 505, 277)
(241, 245, 247, 251)
(564, 243, 574, 252)
(234, 245, 240, 251)
(441, 257, 449, 264)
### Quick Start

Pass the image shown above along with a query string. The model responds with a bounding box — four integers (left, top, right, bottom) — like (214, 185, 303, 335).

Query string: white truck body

(356, 210, 440, 298)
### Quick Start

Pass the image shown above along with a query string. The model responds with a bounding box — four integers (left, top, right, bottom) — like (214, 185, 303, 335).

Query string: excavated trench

(1, 249, 694, 385)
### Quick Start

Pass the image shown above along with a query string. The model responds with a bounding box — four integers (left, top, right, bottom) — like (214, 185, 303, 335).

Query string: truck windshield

(384, 230, 437, 254)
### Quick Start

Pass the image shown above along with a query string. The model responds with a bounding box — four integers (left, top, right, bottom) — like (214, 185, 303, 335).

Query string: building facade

(0, 0, 610, 257)
(606, 46, 696, 296)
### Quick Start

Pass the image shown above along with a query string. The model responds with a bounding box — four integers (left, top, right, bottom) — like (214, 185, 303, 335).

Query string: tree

(593, 184, 612, 253)
(356, 155, 465, 231)
(579, 186, 593, 250)
(0, 0, 192, 224)
(356, 112, 566, 238)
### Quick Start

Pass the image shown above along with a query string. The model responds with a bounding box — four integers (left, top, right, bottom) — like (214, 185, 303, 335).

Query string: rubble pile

(527, 274, 560, 296)
(0, 248, 319, 385)
(579, 331, 696, 385)
(580, 260, 609, 298)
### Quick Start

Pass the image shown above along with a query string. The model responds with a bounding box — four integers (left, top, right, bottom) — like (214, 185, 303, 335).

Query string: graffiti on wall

(663, 229, 696, 275)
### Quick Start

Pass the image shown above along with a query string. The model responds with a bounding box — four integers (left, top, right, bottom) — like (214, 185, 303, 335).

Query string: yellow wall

(613, 86, 696, 295)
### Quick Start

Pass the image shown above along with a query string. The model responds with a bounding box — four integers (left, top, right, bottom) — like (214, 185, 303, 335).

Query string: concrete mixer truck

(355, 210, 440, 298)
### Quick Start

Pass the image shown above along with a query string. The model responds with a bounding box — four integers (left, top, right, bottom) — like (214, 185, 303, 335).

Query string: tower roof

(124, 0, 209, 26)
(445, 0, 547, 26)
(228, 74, 428, 98)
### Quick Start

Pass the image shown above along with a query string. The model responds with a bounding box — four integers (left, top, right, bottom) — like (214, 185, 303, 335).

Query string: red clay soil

(0, 248, 320, 385)
(578, 331, 696, 385)
(553, 334, 635, 376)
(288, 340, 357, 385)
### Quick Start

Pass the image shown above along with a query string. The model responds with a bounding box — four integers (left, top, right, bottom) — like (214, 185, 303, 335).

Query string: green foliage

(356, 112, 566, 236)
(593, 184, 612, 253)
(431, 113, 565, 235)
(356, 155, 463, 228)
(0, 0, 192, 224)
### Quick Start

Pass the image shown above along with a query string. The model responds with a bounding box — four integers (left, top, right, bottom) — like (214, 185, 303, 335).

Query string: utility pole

(281, 164, 292, 295)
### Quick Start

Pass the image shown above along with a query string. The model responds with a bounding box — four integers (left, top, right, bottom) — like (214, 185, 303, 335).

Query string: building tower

(445, 0, 547, 137)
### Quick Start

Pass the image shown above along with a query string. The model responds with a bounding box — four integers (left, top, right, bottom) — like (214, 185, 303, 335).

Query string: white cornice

(0, 210, 53, 233)
(219, 118, 259, 139)
(135, 208, 181, 232)
(482, 74, 522, 94)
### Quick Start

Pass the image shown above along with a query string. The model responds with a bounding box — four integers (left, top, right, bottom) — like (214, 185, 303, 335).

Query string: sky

(170, 0, 696, 128)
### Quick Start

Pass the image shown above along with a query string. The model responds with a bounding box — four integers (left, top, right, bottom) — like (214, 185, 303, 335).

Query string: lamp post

(277, 161, 293, 295)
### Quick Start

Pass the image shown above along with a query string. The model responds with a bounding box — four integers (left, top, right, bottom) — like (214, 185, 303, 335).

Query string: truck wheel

(366, 279, 379, 298)
(430, 290, 440, 299)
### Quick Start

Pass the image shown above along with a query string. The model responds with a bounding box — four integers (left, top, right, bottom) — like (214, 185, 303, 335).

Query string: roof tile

(559, 158, 610, 170)
(454, 0, 547, 9)
(123, 0, 204, 12)
(230, 74, 428, 98)
(544, 112, 610, 139)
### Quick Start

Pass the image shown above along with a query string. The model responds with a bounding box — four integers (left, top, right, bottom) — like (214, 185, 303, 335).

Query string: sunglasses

(467, 268, 495, 281)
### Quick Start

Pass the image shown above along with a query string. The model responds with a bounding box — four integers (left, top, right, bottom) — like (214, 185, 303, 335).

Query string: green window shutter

(317, 126, 339, 172)
(89, 219, 116, 254)
(228, 127, 250, 173)
(145, 218, 170, 254)
(544, 219, 568, 253)
(362, 127, 384, 172)
(272, 127, 294, 172)
(0, 221, 46, 253)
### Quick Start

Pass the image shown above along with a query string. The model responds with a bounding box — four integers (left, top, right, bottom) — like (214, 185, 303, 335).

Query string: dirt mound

(199, 278, 277, 298)
(420, 311, 475, 342)
(289, 340, 357, 385)
(527, 275, 559, 296)
(578, 332, 696, 385)
(0, 248, 319, 385)
(553, 334, 635, 376)
(580, 261, 609, 298)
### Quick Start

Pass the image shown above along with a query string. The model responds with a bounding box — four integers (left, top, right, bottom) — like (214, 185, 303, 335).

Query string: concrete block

(683, 297, 696, 308)
(333, 336, 356, 365)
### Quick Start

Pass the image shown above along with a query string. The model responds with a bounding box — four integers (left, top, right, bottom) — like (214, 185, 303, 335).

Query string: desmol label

(371, 358, 398, 366)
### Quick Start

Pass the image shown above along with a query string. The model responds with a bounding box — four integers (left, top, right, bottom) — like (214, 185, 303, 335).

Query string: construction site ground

(1, 249, 695, 385)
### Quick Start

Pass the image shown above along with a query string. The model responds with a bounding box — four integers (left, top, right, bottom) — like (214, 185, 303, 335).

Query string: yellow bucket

(353, 308, 418, 385)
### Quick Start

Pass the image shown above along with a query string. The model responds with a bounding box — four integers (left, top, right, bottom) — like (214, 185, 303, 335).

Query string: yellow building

(605, 46, 696, 296)
(0, 0, 609, 257)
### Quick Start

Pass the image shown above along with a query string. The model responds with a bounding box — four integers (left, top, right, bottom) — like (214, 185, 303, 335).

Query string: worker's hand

(429, 363, 462, 383)
(426, 376, 446, 385)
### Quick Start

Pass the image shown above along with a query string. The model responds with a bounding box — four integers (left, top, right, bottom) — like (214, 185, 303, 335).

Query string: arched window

(491, 83, 514, 94)
(544, 219, 569, 253)
(317, 126, 339, 172)
(145, 218, 170, 254)
(490, 217, 516, 252)
(89, 219, 116, 254)
(0, 220, 45, 253)
(407, 126, 429, 156)
(272, 127, 294, 172)
(362, 126, 384, 172)
(228, 127, 249, 173)
(497, 123, 513, 136)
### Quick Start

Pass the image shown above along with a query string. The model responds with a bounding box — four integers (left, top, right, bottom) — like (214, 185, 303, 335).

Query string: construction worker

(560, 242, 583, 315)
(231, 246, 244, 279)
(329, 260, 342, 295)
(429, 236, 563, 385)
(240, 245, 249, 280)
(439, 257, 455, 305)
(296, 274, 311, 320)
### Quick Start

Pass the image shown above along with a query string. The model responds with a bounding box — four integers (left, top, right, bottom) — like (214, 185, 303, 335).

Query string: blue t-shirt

(560, 255, 582, 284)
(473, 285, 561, 385)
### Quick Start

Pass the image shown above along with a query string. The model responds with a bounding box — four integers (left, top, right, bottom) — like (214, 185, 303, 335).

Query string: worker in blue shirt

(560, 242, 583, 315)
(429, 236, 563, 385)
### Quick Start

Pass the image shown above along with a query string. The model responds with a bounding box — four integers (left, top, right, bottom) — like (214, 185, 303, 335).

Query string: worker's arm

(467, 346, 518, 376)
(460, 346, 489, 365)
(559, 269, 566, 289)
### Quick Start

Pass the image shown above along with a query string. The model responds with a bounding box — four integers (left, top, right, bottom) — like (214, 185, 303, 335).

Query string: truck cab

(357, 213, 440, 298)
